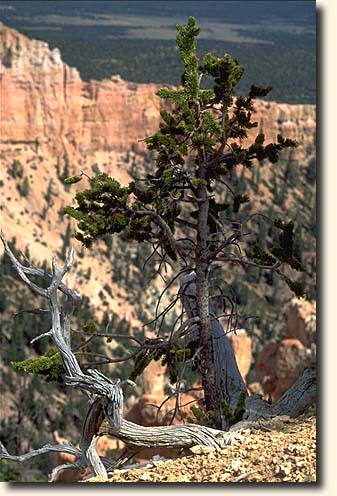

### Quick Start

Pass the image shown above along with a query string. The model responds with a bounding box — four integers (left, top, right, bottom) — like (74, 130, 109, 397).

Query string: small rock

(280, 462, 292, 475)
(190, 445, 216, 454)
(219, 473, 231, 482)
(231, 459, 243, 473)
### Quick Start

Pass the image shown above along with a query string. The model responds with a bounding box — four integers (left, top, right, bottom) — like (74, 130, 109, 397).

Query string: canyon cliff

(0, 21, 315, 157)
(0, 22, 162, 156)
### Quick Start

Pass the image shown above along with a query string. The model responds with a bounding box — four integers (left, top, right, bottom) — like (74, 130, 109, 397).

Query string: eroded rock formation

(0, 22, 163, 156)
(285, 297, 316, 348)
(255, 298, 316, 401)
(227, 328, 252, 382)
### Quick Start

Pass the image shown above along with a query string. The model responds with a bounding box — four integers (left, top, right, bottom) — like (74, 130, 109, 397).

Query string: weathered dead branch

(98, 418, 238, 450)
(271, 368, 316, 417)
(0, 235, 120, 480)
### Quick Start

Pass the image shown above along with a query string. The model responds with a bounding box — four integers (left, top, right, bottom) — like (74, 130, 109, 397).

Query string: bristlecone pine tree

(1, 19, 316, 483)
(64, 17, 307, 429)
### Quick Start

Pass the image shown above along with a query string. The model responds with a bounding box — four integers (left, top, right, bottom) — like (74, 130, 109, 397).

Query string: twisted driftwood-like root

(99, 419, 242, 450)
(105, 366, 315, 448)
(0, 235, 123, 481)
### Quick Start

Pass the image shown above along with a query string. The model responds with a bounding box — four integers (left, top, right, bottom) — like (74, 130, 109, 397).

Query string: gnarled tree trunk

(179, 272, 247, 425)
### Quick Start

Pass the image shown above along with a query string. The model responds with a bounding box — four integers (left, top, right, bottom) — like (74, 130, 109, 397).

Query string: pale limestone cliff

(0, 22, 162, 157)
(0, 22, 315, 157)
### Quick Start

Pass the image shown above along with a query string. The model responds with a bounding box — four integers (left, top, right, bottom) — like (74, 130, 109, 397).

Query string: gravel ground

(85, 416, 316, 483)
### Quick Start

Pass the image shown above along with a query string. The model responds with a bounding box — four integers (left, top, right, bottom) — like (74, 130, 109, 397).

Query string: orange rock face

(255, 341, 280, 395)
(255, 298, 316, 401)
(0, 22, 315, 159)
(273, 338, 308, 397)
(0, 22, 163, 157)
(285, 298, 316, 348)
(227, 329, 252, 382)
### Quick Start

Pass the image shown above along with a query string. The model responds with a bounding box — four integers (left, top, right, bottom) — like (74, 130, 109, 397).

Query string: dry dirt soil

(85, 415, 316, 484)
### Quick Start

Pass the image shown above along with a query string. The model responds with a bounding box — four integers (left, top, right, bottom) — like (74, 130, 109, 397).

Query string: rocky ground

(84, 415, 316, 484)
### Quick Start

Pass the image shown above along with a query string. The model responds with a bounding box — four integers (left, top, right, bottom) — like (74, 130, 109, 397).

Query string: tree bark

(180, 271, 247, 428)
(194, 165, 230, 429)
(99, 419, 237, 450)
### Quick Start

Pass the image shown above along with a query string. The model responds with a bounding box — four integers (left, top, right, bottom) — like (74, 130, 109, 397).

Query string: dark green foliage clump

(246, 217, 307, 298)
(161, 344, 191, 384)
(282, 276, 306, 299)
(188, 396, 246, 430)
(64, 173, 159, 248)
(188, 405, 218, 428)
(271, 219, 306, 271)
(83, 319, 97, 333)
(246, 240, 278, 267)
(233, 193, 250, 213)
(221, 391, 247, 426)
(0, 460, 22, 482)
(17, 176, 30, 197)
(129, 347, 165, 382)
(8, 160, 23, 180)
(129, 343, 191, 384)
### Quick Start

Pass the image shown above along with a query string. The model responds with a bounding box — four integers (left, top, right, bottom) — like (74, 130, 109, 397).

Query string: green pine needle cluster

(83, 319, 97, 333)
(272, 219, 306, 271)
(11, 349, 63, 382)
(129, 347, 165, 382)
(221, 391, 247, 426)
(188, 392, 246, 428)
(65, 16, 299, 269)
(63, 175, 83, 185)
(246, 218, 306, 298)
(128, 343, 191, 384)
(188, 405, 217, 428)
(246, 240, 278, 267)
